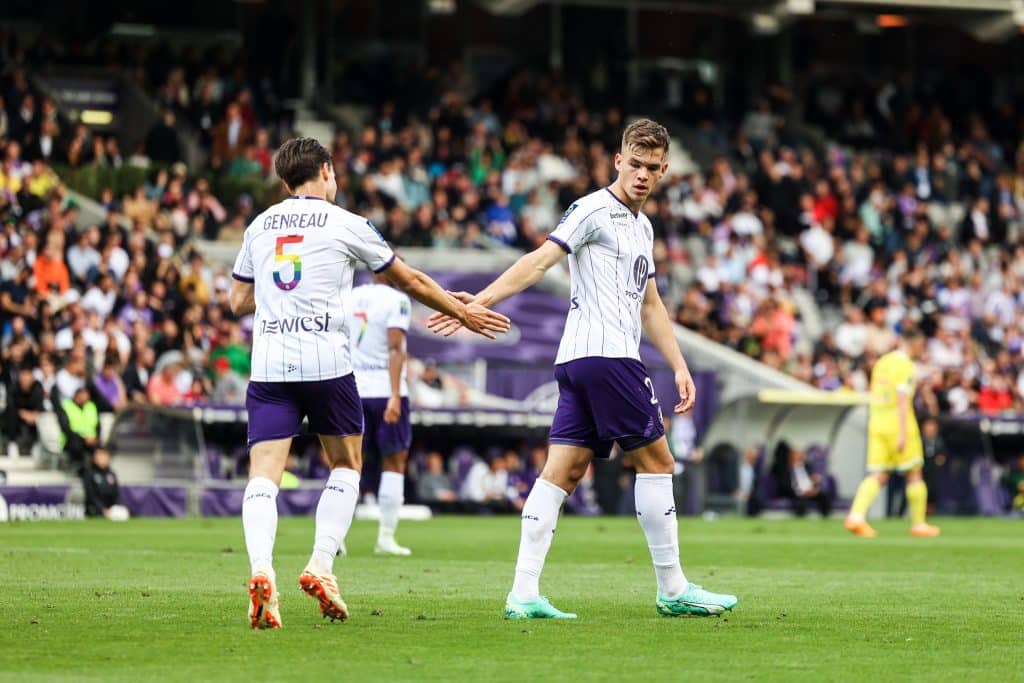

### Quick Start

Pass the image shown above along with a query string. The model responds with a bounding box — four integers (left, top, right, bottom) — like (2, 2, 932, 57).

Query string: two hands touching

(428, 291, 699, 416)
(445, 291, 510, 339)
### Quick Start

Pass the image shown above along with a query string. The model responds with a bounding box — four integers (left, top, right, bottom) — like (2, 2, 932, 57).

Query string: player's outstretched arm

(427, 240, 565, 336)
(382, 259, 510, 339)
(229, 280, 256, 316)
(640, 278, 696, 414)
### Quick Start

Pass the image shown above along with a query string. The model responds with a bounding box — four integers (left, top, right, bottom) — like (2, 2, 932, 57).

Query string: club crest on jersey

(558, 203, 578, 224)
(632, 255, 650, 291)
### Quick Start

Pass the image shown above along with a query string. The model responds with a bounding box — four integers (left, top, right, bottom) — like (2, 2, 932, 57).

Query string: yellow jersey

(868, 350, 918, 435)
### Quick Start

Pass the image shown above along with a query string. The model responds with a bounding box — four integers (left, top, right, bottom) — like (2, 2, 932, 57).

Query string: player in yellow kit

(844, 329, 941, 538)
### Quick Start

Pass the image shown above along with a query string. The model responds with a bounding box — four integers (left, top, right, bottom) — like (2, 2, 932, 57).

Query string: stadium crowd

(3, 33, 1024, 514)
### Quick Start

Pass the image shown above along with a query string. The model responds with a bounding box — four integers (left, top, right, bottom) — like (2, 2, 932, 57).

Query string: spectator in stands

(147, 353, 185, 407)
(145, 109, 181, 164)
(33, 235, 70, 298)
(210, 356, 246, 405)
(772, 441, 832, 518)
(734, 445, 762, 517)
(3, 365, 44, 457)
(211, 101, 251, 163)
(416, 451, 456, 503)
(122, 346, 155, 404)
(1003, 454, 1024, 514)
(54, 349, 87, 402)
(59, 385, 99, 465)
(92, 356, 128, 413)
(80, 446, 129, 520)
(461, 450, 510, 506)
(920, 417, 948, 513)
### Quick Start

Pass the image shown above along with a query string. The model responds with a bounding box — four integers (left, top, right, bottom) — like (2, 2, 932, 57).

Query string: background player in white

(230, 137, 509, 629)
(349, 274, 415, 556)
(430, 119, 737, 619)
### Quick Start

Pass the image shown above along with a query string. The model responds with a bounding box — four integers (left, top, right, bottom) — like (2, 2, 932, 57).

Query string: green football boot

(656, 584, 737, 617)
(504, 593, 578, 620)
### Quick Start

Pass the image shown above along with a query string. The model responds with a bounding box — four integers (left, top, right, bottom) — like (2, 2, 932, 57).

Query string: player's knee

(874, 472, 890, 485)
(327, 451, 361, 471)
(382, 452, 408, 472)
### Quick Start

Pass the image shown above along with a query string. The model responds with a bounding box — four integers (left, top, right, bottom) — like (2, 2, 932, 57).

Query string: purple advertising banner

(120, 486, 188, 518)
(0, 485, 82, 521)
(200, 487, 322, 517)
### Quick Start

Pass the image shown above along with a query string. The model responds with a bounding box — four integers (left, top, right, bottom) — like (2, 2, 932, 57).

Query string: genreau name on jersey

(232, 196, 395, 382)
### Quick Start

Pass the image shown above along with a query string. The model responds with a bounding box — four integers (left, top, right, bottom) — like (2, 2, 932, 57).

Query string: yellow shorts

(866, 430, 924, 473)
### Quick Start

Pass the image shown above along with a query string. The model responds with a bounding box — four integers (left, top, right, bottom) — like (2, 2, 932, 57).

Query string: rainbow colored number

(354, 311, 368, 345)
(273, 235, 303, 291)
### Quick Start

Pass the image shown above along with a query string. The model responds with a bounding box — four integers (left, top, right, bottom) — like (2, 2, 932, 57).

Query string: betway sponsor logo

(0, 497, 85, 522)
(261, 312, 332, 335)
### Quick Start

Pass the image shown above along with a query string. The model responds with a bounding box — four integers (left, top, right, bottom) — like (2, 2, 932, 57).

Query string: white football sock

(377, 471, 405, 543)
(310, 468, 361, 573)
(242, 477, 279, 580)
(635, 473, 688, 599)
(511, 478, 567, 601)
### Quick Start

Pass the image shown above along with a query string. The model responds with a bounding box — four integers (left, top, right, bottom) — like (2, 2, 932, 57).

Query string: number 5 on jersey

(274, 235, 303, 291)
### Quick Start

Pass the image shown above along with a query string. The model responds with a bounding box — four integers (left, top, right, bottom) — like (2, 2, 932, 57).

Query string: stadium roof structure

(474, 0, 1024, 41)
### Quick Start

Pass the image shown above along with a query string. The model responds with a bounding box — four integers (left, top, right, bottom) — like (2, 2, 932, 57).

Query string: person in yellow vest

(845, 329, 941, 538)
(60, 386, 99, 466)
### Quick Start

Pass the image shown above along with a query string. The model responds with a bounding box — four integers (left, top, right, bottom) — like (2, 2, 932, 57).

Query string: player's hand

(674, 368, 697, 414)
(426, 291, 475, 336)
(384, 395, 402, 424)
(896, 435, 906, 453)
(459, 302, 510, 339)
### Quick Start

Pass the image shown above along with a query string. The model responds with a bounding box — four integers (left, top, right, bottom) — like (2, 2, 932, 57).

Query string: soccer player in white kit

(348, 275, 415, 555)
(229, 138, 509, 629)
(430, 120, 737, 618)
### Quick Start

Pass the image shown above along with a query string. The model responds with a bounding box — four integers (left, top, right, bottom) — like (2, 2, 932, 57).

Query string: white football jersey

(232, 196, 395, 382)
(348, 283, 411, 399)
(547, 188, 655, 364)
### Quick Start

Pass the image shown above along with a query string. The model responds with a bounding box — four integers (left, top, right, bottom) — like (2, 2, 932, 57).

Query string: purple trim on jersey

(245, 374, 363, 447)
(361, 397, 412, 456)
(231, 272, 254, 283)
(604, 187, 638, 218)
(373, 253, 396, 273)
(546, 235, 572, 254)
(548, 357, 665, 459)
(647, 272, 655, 279)
(288, 195, 328, 202)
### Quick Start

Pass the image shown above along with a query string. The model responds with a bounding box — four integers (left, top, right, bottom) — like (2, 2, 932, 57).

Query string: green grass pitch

(2, 516, 1022, 682)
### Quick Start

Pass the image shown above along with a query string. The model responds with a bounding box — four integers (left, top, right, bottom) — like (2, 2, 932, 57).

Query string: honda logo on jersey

(632, 255, 649, 291)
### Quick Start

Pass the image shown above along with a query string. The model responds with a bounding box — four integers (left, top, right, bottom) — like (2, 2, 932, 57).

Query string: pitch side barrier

(24, 403, 554, 518)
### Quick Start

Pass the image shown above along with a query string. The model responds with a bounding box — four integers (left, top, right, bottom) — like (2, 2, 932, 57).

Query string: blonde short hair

(621, 119, 670, 154)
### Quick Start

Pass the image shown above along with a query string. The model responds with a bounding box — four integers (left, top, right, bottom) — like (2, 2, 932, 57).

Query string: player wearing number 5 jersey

(428, 119, 737, 619)
(230, 137, 509, 629)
